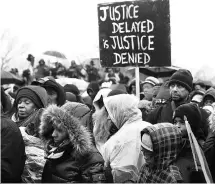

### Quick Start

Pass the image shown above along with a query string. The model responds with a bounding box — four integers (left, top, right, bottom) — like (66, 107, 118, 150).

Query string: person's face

(52, 123, 68, 145)
(194, 84, 206, 91)
(143, 83, 154, 100)
(173, 116, 187, 136)
(204, 96, 214, 106)
(169, 83, 189, 102)
(141, 146, 154, 167)
(46, 87, 58, 105)
(131, 84, 136, 94)
(108, 68, 114, 75)
(17, 97, 37, 118)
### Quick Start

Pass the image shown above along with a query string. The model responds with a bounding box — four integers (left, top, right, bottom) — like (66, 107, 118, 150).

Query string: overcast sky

(0, 0, 215, 79)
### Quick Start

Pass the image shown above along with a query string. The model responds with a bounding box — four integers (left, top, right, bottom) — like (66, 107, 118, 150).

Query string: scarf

(45, 139, 71, 159)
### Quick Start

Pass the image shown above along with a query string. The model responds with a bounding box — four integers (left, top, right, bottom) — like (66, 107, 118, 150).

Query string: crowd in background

(1, 53, 215, 183)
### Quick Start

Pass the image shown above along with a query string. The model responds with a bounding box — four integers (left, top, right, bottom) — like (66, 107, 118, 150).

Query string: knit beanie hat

(142, 76, 160, 86)
(141, 133, 153, 152)
(169, 69, 193, 92)
(15, 85, 48, 109)
(173, 103, 202, 136)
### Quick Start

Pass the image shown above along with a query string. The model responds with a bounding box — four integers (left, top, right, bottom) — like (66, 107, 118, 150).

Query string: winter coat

(19, 127, 46, 183)
(40, 105, 106, 183)
(204, 130, 215, 181)
(102, 94, 151, 182)
(1, 115, 26, 183)
(174, 138, 211, 183)
(35, 65, 49, 79)
(146, 100, 174, 124)
(138, 123, 183, 183)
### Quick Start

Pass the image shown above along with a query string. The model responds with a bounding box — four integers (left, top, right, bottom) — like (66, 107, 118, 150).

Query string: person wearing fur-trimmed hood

(39, 104, 106, 183)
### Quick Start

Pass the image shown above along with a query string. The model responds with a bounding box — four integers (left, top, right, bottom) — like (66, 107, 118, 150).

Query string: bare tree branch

(0, 30, 29, 70)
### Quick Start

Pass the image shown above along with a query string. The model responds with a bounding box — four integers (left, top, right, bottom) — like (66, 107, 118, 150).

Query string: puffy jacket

(1, 115, 26, 183)
(40, 105, 107, 183)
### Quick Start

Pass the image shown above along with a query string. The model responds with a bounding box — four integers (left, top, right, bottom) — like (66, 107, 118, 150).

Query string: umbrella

(43, 51, 67, 59)
(127, 66, 180, 78)
(56, 77, 89, 94)
(1, 70, 23, 85)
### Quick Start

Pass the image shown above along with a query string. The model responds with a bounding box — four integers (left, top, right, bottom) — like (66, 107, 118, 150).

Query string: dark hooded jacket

(138, 123, 183, 183)
(41, 80, 66, 106)
(64, 84, 85, 104)
(173, 103, 205, 141)
(87, 82, 100, 98)
(39, 105, 106, 183)
(202, 87, 215, 105)
(1, 114, 26, 183)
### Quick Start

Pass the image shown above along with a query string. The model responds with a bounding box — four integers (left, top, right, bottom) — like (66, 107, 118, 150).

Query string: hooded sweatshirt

(173, 103, 203, 139)
(203, 87, 215, 104)
(64, 84, 85, 104)
(138, 123, 183, 183)
(101, 94, 151, 182)
(87, 82, 100, 95)
(93, 88, 112, 112)
(42, 80, 66, 106)
(39, 104, 106, 183)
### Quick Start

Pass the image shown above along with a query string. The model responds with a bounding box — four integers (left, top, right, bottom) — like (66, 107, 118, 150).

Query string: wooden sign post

(98, 0, 171, 99)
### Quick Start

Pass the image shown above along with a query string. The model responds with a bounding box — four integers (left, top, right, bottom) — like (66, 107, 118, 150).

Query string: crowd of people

(1, 57, 215, 183)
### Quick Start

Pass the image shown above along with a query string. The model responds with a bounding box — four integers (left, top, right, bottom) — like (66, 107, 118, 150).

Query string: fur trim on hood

(40, 104, 92, 157)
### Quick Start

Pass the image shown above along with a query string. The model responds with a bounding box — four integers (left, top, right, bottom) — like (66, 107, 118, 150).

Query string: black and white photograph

(1, 0, 215, 183)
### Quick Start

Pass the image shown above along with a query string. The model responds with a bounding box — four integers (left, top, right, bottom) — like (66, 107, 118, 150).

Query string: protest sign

(98, 0, 171, 68)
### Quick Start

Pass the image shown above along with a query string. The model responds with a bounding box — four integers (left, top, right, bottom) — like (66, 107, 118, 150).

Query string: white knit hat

(142, 76, 160, 86)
